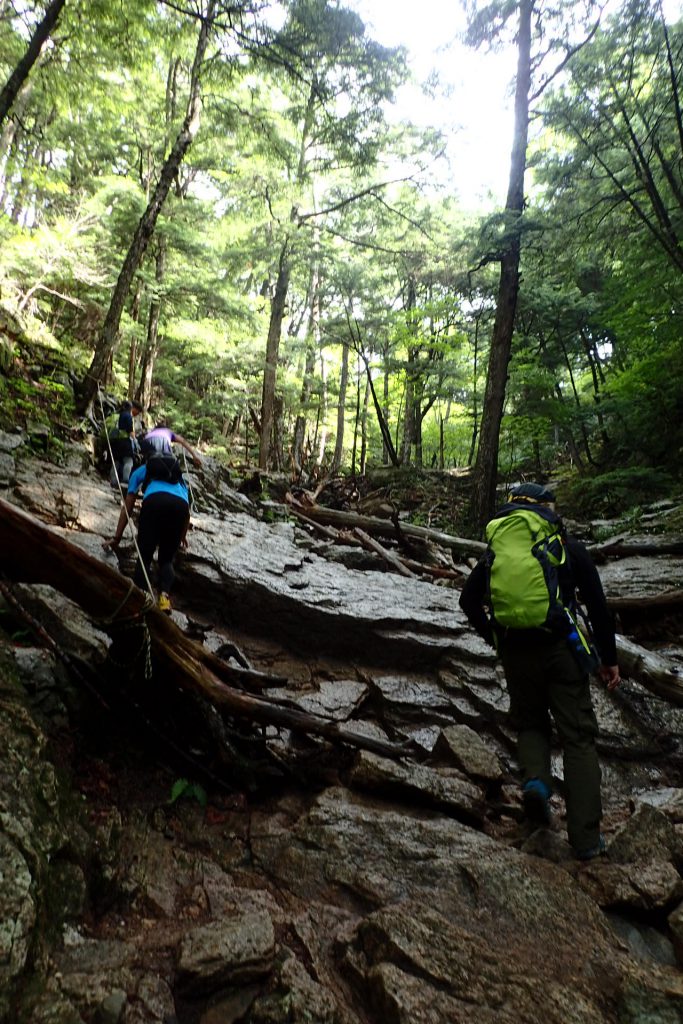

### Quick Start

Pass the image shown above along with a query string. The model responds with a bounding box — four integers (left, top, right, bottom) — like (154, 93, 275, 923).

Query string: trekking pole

(96, 387, 156, 601)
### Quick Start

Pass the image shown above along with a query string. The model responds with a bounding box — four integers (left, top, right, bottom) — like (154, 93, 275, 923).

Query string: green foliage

(0, 0, 677, 493)
(599, 341, 683, 471)
(560, 467, 674, 518)
(0, 372, 74, 434)
(169, 778, 208, 808)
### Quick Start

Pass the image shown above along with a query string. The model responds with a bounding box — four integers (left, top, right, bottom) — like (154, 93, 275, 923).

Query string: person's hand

(599, 664, 620, 691)
(103, 537, 120, 551)
(192, 455, 202, 468)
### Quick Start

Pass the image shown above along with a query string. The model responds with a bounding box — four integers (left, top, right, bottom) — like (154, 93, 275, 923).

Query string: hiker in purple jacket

(142, 423, 202, 467)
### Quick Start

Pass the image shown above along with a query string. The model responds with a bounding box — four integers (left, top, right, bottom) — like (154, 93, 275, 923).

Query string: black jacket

(459, 531, 617, 666)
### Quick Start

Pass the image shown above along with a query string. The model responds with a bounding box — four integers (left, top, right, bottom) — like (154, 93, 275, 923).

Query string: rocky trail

(1, 429, 683, 1024)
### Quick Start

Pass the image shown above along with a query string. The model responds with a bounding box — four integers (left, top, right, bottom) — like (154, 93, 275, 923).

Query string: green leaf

(169, 778, 190, 803)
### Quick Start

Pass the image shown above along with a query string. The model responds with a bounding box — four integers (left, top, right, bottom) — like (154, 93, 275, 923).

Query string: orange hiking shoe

(157, 592, 172, 615)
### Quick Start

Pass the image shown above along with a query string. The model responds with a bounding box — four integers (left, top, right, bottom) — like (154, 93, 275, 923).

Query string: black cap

(508, 482, 556, 503)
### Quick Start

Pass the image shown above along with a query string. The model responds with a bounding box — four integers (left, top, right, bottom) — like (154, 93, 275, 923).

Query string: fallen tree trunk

(608, 591, 683, 612)
(589, 536, 683, 560)
(616, 634, 683, 706)
(353, 528, 418, 578)
(289, 506, 356, 544)
(0, 497, 418, 761)
(287, 498, 486, 557)
(292, 507, 464, 581)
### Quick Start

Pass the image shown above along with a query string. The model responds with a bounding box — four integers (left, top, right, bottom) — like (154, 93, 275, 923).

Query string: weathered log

(616, 634, 683, 706)
(294, 506, 465, 582)
(589, 536, 683, 559)
(391, 559, 466, 582)
(286, 497, 486, 557)
(0, 496, 419, 761)
(353, 528, 418, 578)
(289, 506, 355, 544)
(608, 590, 683, 612)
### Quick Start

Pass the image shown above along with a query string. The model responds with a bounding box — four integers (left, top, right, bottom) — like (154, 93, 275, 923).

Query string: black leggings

(133, 491, 189, 595)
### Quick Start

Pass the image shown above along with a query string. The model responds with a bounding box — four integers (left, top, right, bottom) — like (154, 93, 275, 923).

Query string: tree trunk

(259, 241, 291, 469)
(400, 278, 418, 466)
(77, 1, 215, 414)
(580, 329, 610, 447)
(361, 348, 399, 467)
(553, 382, 585, 470)
(136, 242, 166, 412)
(316, 347, 329, 468)
(287, 498, 486, 557)
(359, 372, 370, 475)
(470, 0, 532, 534)
(439, 413, 445, 470)
(400, 362, 415, 466)
(292, 248, 320, 473)
(0, 0, 66, 130)
(382, 347, 390, 466)
(0, 75, 36, 198)
(351, 355, 360, 475)
(466, 314, 482, 467)
(259, 83, 317, 470)
(331, 340, 349, 473)
(127, 278, 144, 401)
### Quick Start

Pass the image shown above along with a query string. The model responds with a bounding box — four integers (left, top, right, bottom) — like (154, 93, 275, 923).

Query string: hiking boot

(576, 834, 606, 861)
(522, 777, 552, 825)
(157, 592, 172, 615)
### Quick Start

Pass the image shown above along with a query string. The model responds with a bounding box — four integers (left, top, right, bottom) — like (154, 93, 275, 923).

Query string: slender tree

(469, 0, 533, 531)
(76, 0, 216, 413)
(0, 0, 66, 129)
(467, 0, 601, 531)
(256, 0, 406, 467)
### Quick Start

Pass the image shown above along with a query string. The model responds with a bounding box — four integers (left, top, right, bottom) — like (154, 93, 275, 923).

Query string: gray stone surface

(176, 909, 275, 993)
(2, 446, 683, 1024)
(433, 724, 504, 780)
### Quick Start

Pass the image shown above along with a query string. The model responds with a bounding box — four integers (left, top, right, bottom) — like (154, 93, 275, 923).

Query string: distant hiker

(131, 401, 146, 439)
(104, 400, 143, 489)
(103, 444, 190, 614)
(459, 482, 620, 861)
(141, 422, 202, 468)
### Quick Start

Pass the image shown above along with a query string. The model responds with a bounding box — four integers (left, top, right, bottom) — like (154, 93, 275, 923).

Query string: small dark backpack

(141, 453, 184, 492)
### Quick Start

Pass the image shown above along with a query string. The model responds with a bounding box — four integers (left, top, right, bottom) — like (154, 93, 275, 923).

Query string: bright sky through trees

(352, 0, 683, 208)
(350, 0, 517, 207)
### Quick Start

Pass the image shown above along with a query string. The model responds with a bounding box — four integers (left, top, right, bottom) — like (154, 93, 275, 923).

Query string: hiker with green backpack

(459, 482, 620, 861)
(99, 399, 143, 489)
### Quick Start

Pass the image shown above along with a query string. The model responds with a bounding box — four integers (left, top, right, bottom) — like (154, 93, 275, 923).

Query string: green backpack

(100, 412, 129, 442)
(484, 506, 567, 630)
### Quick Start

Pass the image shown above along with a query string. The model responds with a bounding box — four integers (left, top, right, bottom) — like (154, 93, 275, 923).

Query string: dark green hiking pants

(500, 636, 602, 854)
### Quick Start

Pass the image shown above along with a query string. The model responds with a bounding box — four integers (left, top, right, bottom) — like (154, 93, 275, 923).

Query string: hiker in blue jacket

(459, 483, 620, 860)
(102, 444, 190, 614)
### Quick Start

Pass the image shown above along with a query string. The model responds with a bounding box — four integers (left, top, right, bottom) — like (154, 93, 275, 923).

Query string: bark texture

(77, 2, 215, 413)
(470, 0, 533, 533)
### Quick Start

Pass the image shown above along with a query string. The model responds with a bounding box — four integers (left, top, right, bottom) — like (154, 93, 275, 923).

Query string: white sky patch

(350, 0, 683, 210)
(350, 0, 516, 208)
